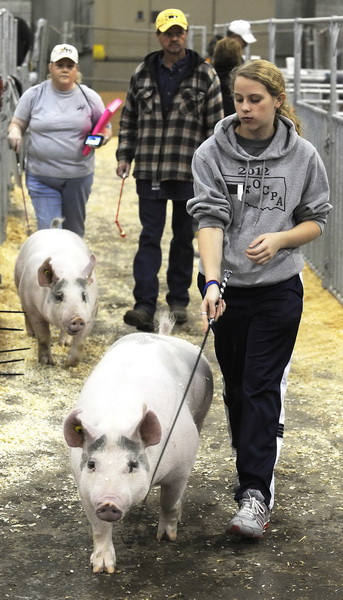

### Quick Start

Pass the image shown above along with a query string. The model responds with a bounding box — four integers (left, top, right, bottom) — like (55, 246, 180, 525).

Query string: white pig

(63, 318, 213, 573)
(14, 228, 98, 367)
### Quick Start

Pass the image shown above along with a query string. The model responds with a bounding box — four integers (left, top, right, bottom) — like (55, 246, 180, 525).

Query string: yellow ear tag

(75, 425, 83, 434)
(44, 269, 51, 277)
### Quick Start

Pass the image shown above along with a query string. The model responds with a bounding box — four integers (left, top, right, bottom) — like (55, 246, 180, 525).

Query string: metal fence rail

(300, 105, 343, 304)
(281, 17, 343, 304)
(0, 9, 18, 245)
(296, 103, 332, 284)
(0, 10, 48, 246)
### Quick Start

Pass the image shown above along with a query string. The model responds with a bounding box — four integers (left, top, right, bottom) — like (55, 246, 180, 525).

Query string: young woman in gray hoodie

(187, 59, 332, 538)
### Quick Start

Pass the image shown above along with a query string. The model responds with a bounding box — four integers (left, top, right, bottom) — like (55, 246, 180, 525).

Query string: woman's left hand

(246, 232, 282, 265)
(97, 134, 109, 147)
(98, 127, 112, 147)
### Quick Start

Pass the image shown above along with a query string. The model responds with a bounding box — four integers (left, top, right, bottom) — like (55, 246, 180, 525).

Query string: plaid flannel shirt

(116, 50, 224, 182)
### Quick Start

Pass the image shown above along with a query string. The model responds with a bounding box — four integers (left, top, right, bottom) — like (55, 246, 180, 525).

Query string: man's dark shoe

(123, 308, 154, 332)
(169, 305, 188, 324)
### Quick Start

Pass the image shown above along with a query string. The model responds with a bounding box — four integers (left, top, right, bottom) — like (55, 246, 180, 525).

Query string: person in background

(187, 60, 331, 539)
(116, 8, 223, 332)
(7, 44, 112, 237)
(16, 16, 33, 66)
(211, 20, 256, 117)
(213, 37, 243, 115)
(226, 19, 257, 50)
(205, 33, 223, 63)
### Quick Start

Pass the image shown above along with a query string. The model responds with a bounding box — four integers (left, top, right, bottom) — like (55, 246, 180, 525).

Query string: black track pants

(198, 273, 303, 508)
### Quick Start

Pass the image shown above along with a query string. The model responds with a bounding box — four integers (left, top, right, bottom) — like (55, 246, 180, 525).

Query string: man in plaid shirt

(116, 8, 224, 332)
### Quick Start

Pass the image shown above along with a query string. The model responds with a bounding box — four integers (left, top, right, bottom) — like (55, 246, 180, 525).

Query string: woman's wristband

(203, 279, 220, 294)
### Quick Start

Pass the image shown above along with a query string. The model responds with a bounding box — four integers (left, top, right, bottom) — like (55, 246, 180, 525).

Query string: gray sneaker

(226, 489, 270, 538)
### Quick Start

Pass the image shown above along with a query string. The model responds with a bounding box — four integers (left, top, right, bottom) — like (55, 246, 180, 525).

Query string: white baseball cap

(227, 20, 257, 44)
(50, 44, 79, 63)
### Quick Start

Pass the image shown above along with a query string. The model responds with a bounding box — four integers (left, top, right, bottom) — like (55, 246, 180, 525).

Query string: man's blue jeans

(133, 196, 194, 315)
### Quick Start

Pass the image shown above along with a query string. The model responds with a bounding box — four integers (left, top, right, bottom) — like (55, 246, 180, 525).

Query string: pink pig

(14, 228, 98, 367)
(63, 319, 213, 573)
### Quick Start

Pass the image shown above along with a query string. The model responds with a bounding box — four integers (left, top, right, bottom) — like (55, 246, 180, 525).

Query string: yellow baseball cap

(155, 9, 188, 32)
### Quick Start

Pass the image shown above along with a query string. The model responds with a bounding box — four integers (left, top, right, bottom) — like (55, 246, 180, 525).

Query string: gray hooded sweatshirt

(187, 114, 332, 287)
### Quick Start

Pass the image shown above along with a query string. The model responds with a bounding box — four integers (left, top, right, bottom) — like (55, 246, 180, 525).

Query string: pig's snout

(66, 317, 85, 335)
(96, 502, 123, 522)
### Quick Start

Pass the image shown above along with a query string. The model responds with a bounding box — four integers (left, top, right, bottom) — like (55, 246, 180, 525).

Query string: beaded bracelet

(203, 279, 220, 294)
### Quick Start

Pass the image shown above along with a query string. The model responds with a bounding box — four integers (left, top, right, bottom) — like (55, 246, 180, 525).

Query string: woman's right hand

(7, 125, 22, 152)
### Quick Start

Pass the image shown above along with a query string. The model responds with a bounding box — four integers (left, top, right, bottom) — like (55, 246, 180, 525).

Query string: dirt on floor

(0, 139, 342, 600)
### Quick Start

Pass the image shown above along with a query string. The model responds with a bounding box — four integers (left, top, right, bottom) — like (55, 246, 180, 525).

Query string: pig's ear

(37, 258, 57, 287)
(137, 409, 162, 447)
(63, 408, 84, 447)
(82, 254, 96, 285)
(63, 408, 99, 448)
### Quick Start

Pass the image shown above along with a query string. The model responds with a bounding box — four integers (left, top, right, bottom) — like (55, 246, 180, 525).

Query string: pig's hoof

(156, 526, 178, 541)
(65, 357, 80, 368)
(91, 548, 116, 574)
(39, 355, 55, 366)
(166, 526, 178, 541)
(92, 563, 115, 574)
(91, 559, 116, 574)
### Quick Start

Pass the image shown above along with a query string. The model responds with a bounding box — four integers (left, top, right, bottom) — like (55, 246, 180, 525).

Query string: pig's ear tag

(75, 425, 83, 435)
(44, 269, 52, 281)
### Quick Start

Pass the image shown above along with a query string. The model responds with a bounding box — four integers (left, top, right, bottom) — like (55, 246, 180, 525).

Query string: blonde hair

(230, 59, 302, 135)
(213, 37, 243, 70)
